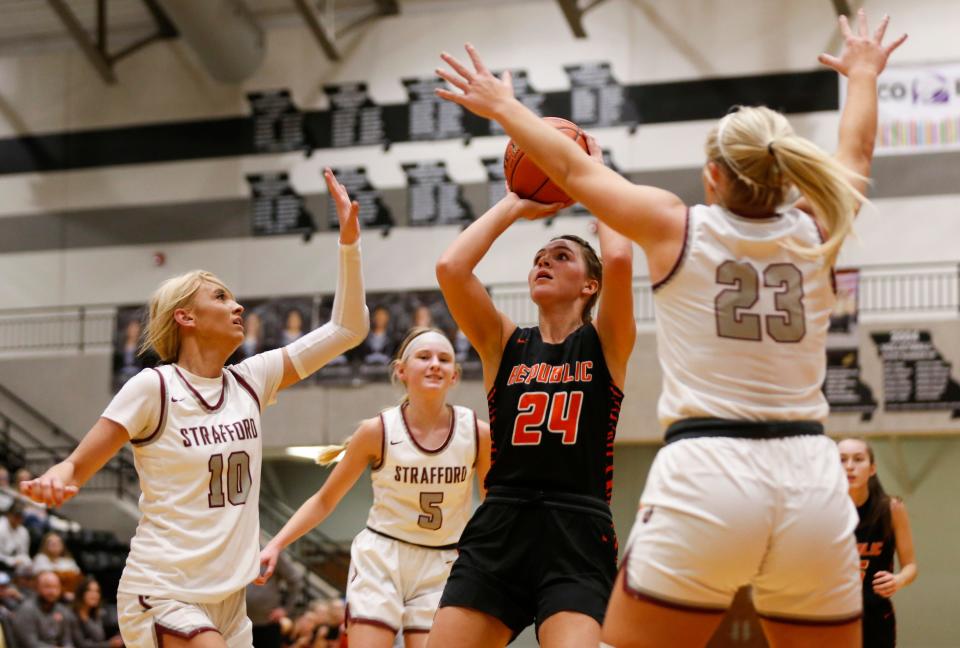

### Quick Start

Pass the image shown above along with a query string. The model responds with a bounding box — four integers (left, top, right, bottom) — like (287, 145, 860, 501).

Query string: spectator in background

(113, 319, 147, 386)
(13, 571, 73, 648)
(0, 570, 24, 613)
(0, 502, 30, 572)
(245, 549, 302, 648)
(282, 309, 307, 346)
(13, 564, 37, 604)
(360, 306, 395, 365)
(412, 304, 433, 329)
(241, 311, 265, 359)
(33, 533, 82, 595)
(0, 469, 14, 518)
(67, 577, 123, 648)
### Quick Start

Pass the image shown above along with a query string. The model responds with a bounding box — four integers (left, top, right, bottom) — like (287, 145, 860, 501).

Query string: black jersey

(485, 324, 623, 503)
(856, 495, 896, 610)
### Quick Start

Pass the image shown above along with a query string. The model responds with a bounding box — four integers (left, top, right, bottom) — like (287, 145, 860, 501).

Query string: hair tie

(767, 141, 776, 156)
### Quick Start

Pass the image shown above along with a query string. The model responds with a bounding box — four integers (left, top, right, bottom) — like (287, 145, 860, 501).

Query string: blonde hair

(315, 327, 458, 466)
(140, 270, 231, 363)
(706, 106, 866, 267)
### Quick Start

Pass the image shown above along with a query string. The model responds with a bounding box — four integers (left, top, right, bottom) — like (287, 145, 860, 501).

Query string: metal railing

(0, 263, 956, 354)
(0, 381, 139, 501)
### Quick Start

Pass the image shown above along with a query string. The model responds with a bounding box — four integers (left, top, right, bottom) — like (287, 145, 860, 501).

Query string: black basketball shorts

(439, 486, 618, 639)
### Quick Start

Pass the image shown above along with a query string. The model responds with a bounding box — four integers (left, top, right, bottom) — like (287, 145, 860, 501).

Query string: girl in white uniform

(434, 10, 905, 648)
(20, 169, 370, 648)
(257, 327, 491, 648)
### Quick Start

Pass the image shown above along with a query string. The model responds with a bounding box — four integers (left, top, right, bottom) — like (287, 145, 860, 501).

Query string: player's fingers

(435, 88, 466, 106)
(51, 480, 65, 507)
(500, 69, 513, 89)
(435, 68, 469, 92)
(817, 53, 842, 71)
(440, 52, 474, 82)
(838, 14, 853, 40)
(62, 485, 79, 503)
(873, 14, 890, 43)
(856, 8, 868, 38)
(885, 33, 908, 57)
(39, 479, 55, 506)
(464, 43, 490, 76)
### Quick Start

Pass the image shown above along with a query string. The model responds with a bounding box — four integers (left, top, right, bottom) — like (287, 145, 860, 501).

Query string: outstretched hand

(255, 544, 280, 585)
(819, 10, 907, 78)
(324, 168, 360, 245)
(436, 44, 515, 120)
(20, 475, 79, 508)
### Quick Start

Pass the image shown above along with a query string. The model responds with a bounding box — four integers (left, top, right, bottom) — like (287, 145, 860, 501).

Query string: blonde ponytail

(315, 442, 349, 466)
(707, 106, 866, 267)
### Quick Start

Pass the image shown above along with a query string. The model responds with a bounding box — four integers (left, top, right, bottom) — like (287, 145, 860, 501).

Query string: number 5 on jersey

(512, 391, 584, 446)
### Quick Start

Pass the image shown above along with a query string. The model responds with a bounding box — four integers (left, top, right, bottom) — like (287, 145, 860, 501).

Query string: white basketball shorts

(622, 434, 862, 624)
(346, 528, 458, 634)
(117, 589, 252, 648)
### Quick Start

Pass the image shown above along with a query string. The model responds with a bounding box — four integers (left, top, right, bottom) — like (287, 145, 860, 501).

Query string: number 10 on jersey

(512, 391, 584, 446)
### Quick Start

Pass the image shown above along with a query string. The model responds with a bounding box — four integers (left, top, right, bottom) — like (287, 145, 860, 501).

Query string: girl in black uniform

(429, 137, 636, 648)
(838, 438, 918, 647)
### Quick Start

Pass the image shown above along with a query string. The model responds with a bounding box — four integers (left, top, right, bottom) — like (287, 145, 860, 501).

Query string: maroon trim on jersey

(345, 604, 399, 635)
(652, 207, 691, 292)
(138, 595, 152, 610)
(472, 410, 479, 468)
(802, 210, 838, 295)
(154, 623, 220, 646)
(400, 402, 456, 455)
(132, 368, 167, 447)
(621, 564, 725, 615)
(755, 611, 863, 627)
(403, 627, 431, 634)
(173, 365, 227, 412)
(226, 368, 261, 412)
(371, 414, 386, 471)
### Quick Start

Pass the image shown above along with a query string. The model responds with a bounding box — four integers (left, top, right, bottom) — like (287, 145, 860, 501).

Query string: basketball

(504, 117, 589, 206)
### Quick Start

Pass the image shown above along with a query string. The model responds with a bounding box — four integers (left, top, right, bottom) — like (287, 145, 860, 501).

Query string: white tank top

(653, 204, 835, 427)
(104, 357, 280, 603)
(366, 404, 477, 547)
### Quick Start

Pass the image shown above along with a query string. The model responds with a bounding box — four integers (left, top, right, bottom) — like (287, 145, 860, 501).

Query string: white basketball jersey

(366, 404, 477, 547)
(110, 359, 277, 603)
(654, 204, 835, 426)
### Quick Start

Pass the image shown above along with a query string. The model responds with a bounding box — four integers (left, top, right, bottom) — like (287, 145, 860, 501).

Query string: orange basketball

(504, 117, 588, 207)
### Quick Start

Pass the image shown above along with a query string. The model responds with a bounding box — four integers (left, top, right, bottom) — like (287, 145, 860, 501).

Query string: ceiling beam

(556, 0, 609, 38)
(292, 0, 340, 61)
(831, 0, 853, 16)
(46, 0, 117, 83)
(374, 0, 400, 15)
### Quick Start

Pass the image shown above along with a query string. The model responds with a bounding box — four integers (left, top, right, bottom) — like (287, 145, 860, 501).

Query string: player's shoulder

(118, 366, 164, 394)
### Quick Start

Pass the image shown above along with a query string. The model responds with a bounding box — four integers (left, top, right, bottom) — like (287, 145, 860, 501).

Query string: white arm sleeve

(286, 241, 370, 378)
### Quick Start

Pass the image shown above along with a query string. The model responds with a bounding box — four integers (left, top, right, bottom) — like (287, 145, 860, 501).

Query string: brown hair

(550, 235, 602, 324)
(706, 106, 866, 267)
(838, 437, 895, 538)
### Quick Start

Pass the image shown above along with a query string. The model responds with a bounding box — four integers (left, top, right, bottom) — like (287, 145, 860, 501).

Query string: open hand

(324, 168, 360, 245)
(436, 44, 515, 120)
(819, 10, 907, 78)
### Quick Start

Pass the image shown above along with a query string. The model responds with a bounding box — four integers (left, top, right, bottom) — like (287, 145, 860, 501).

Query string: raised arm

(436, 193, 560, 390)
(278, 168, 370, 390)
(255, 417, 382, 583)
(809, 11, 907, 200)
(584, 136, 635, 389)
(19, 417, 128, 508)
(436, 47, 685, 253)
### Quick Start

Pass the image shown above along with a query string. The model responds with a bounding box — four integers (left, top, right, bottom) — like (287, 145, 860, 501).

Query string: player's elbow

(436, 255, 468, 287)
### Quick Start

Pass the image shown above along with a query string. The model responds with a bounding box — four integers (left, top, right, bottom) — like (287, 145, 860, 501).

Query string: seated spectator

(0, 570, 24, 614)
(0, 502, 30, 572)
(67, 577, 123, 648)
(13, 564, 37, 604)
(13, 571, 73, 647)
(33, 533, 82, 595)
(0, 468, 13, 512)
(360, 305, 395, 365)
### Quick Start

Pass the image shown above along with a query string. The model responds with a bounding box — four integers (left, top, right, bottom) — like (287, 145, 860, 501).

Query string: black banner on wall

(327, 166, 394, 230)
(872, 329, 960, 417)
(564, 62, 639, 128)
(324, 82, 387, 148)
(403, 76, 469, 141)
(482, 156, 508, 209)
(247, 173, 315, 236)
(247, 90, 305, 153)
(489, 70, 548, 135)
(402, 161, 474, 226)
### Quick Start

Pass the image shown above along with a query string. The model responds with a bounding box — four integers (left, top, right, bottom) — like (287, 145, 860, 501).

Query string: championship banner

(844, 61, 960, 154)
(824, 269, 877, 420)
